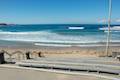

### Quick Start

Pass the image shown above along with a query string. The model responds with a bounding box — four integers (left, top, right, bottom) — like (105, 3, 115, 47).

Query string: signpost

(105, 0, 112, 56)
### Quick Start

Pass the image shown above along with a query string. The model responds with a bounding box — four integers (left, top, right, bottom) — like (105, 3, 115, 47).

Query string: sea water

(0, 24, 120, 47)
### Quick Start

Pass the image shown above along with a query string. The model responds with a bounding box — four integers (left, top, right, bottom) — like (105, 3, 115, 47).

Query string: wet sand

(0, 40, 120, 58)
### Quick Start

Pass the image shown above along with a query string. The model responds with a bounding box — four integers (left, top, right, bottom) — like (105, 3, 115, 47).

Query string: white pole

(105, 0, 112, 56)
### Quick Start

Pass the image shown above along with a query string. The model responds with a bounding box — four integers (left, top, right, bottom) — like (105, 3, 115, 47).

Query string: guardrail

(17, 60, 120, 75)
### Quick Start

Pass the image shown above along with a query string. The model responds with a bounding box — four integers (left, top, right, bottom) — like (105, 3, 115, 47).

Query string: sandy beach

(0, 43, 120, 59)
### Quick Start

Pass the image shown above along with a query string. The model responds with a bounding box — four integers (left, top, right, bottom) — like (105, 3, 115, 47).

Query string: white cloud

(116, 19, 120, 22)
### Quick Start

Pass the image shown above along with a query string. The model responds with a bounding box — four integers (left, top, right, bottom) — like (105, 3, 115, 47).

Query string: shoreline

(0, 40, 120, 58)
(1, 40, 120, 47)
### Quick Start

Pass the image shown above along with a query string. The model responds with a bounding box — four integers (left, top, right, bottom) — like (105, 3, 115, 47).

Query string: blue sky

(0, 0, 119, 24)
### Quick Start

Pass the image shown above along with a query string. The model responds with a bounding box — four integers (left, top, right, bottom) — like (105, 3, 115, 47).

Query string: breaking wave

(68, 27, 84, 30)
(99, 26, 120, 31)
(0, 30, 107, 44)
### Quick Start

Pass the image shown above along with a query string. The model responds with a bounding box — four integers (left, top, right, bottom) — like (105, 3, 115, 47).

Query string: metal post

(105, 0, 112, 56)
(38, 52, 42, 57)
(26, 52, 31, 59)
(9, 54, 12, 62)
(0, 51, 5, 64)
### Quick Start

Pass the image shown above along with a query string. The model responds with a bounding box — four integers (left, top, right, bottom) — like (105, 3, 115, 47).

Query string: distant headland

(0, 23, 8, 26)
(0, 23, 15, 26)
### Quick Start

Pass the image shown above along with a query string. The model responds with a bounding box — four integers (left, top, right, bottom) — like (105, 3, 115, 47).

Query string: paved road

(17, 57, 120, 75)
(0, 66, 112, 80)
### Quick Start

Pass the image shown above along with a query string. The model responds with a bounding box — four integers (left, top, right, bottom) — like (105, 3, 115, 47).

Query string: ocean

(0, 24, 120, 47)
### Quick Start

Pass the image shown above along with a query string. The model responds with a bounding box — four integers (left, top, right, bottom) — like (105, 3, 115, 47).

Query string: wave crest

(99, 26, 120, 31)
(68, 27, 84, 30)
(0, 31, 107, 44)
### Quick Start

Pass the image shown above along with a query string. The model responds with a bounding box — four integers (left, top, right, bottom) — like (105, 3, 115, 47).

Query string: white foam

(0, 31, 105, 43)
(104, 30, 120, 33)
(35, 43, 120, 47)
(0, 30, 119, 45)
(68, 27, 84, 30)
(35, 43, 72, 47)
(99, 26, 120, 31)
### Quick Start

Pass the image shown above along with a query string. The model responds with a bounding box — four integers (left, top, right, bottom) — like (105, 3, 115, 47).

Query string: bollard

(116, 55, 120, 61)
(38, 52, 42, 57)
(0, 51, 5, 64)
(26, 52, 31, 59)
